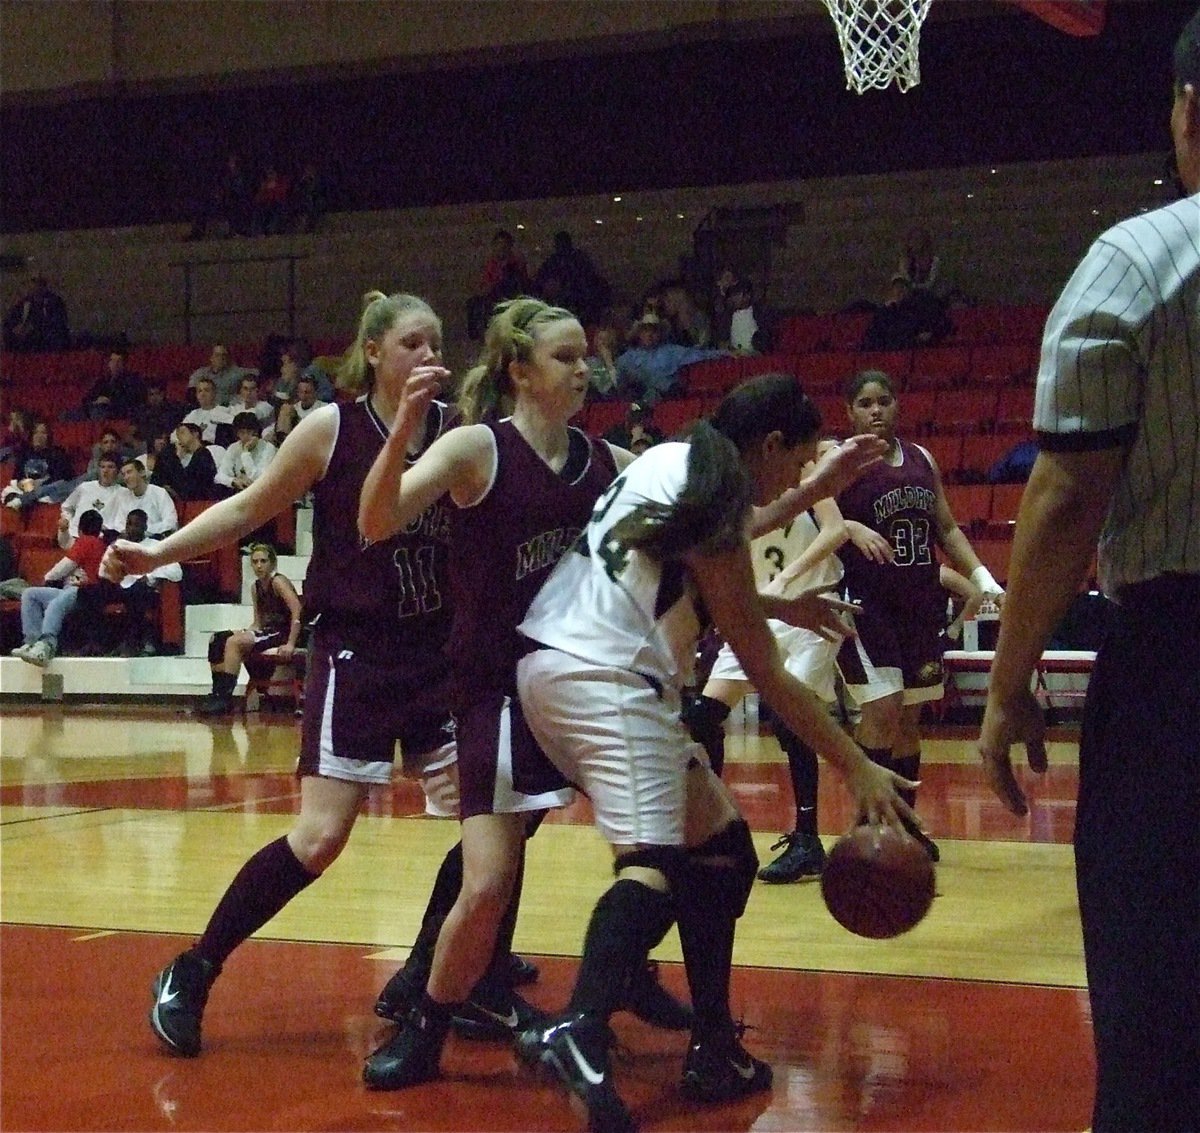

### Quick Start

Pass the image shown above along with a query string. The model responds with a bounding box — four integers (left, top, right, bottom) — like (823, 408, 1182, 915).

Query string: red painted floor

(0, 925, 1093, 1132)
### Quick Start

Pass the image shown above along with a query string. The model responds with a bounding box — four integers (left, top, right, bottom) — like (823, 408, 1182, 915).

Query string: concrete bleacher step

(0, 655, 247, 699)
(295, 505, 313, 556)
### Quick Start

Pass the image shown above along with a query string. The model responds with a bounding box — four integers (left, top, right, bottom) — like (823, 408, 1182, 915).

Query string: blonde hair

(336, 290, 440, 393)
(247, 542, 277, 568)
(456, 296, 576, 424)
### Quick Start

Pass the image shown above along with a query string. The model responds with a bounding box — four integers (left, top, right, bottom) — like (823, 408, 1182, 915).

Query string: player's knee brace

(207, 630, 232, 664)
(686, 819, 758, 918)
(614, 844, 689, 894)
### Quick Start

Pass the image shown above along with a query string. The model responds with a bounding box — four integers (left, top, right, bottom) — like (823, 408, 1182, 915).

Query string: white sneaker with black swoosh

(516, 1012, 636, 1133)
(148, 950, 217, 1057)
(680, 1026, 773, 1103)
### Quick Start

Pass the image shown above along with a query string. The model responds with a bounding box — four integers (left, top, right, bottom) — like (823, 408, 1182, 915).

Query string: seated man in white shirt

(182, 377, 235, 446)
(273, 375, 330, 441)
(215, 412, 277, 494)
(76, 508, 184, 655)
(57, 455, 122, 548)
(227, 375, 275, 434)
(103, 457, 179, 540)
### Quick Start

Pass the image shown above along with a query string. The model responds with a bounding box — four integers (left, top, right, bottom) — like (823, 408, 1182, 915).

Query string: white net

(821, 0, 934, 94)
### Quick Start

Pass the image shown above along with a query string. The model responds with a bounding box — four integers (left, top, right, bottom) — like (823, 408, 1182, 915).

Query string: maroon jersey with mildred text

(836, 438, 942, 611)
(447, 419, 617, 705)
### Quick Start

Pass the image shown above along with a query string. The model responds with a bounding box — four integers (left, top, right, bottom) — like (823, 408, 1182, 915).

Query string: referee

(978, 9, 1200, 1132)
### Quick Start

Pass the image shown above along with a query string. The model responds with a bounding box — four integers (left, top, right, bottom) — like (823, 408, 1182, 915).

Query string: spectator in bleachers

(292, 161, 328, 234)
(132, 381, 186, 450)
(151, 422, 218, 501)
(2, 274, 70, 353)
(533, 230, 611, 325)
(84, 428, 136, 479)
(187, 344, 257, 404)
(227, 374, 275, 433)
(2, 420, 74, 511)
(480, 229, 531, 305)
(273, 375, 329, 441)
(615, 310, 724, 404)
(716, 276, 775, 354)
(197, 541, 302, 715)
(58, 454, 123, 547)
(602, 401, 665, 455)
(10, 508, 105, 667)
(659, 280, 713, 348)
(214, 412, 276, 494)
(860, 276, 953, 351)
(76, 508, 183, 656)
(103, 457, 178, 540)
(79, 348, 147, 420)
(182, 376, 236, 445)
(584, 321, 623, 401)
(252, 163, 291, 236)
(0, 408, 30, 463)
(187, 151, 252, 240)
(895, 226, 941, 293)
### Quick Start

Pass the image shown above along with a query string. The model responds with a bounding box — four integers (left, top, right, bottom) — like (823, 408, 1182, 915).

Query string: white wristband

(970, 565, 1002, 594)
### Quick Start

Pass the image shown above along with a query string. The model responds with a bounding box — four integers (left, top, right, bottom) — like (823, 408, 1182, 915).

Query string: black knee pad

(207, 629, 232, 664)
(613, 845, 689, 893)
(687, 819, 758, 918)
(682, 694, 731, 775)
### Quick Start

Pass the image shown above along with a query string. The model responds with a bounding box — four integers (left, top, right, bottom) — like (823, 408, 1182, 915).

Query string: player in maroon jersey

(358, 297, 694, 1092)
(101, 291, 532, 1059)
(836, 370, 1005, 860)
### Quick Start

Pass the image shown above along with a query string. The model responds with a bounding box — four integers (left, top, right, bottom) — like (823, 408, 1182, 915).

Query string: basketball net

(821, 0, 934, 94)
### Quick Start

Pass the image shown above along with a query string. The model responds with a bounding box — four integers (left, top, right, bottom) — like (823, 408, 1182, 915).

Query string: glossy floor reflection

(0, 705, 1091, 1131)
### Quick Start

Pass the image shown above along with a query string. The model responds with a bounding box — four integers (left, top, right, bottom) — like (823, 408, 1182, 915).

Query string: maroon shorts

(298, 633, 455, 784)
(454, 690, 575, 819)
(837, 585, 946, 704)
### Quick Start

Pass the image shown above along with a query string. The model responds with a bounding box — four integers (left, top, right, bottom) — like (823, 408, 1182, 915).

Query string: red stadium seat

(994, 385, 1036, 434)
(908, 344, 971, 390)
(944, 483, 993, 536)
(932, 388, 998, 435)
(969, 342, 1040, 387)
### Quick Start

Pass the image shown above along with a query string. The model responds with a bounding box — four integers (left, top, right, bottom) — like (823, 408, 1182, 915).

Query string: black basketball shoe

(757, 831, 826, 883)
(148, 950, 218, 1057)
(374, 964, 426, 1023)
(516, 1012, 635, 1133)
(623, 960, 693, 1030)
(509, 953, 540, 986)
(362, 1005, 446, 1090)
(451, 984, 547, 1041)
(680, 1025, 774, 1104)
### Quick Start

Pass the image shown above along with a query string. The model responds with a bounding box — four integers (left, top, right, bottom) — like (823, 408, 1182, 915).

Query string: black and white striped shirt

(1034, 191, 1200, 594)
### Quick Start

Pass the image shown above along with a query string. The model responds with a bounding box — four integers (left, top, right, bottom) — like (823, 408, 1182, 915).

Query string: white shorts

(517, 647, 703, 847)
(707, 618, 840, 704)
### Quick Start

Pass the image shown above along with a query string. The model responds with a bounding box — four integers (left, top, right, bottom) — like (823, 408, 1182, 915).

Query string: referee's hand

(978, 686, 1048, 816)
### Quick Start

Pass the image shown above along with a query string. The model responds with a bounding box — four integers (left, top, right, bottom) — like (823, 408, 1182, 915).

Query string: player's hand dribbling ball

(820, 825, 935, 939)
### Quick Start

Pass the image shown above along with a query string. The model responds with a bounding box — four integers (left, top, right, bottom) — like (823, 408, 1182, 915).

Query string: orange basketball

(820, 825, 936, 939)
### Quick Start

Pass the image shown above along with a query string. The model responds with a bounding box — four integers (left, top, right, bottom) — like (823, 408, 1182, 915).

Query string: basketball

(820, 825, 936, 939)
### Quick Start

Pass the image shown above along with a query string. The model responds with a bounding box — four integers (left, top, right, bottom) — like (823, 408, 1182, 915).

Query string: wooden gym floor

(0, 704, 1092, 1132)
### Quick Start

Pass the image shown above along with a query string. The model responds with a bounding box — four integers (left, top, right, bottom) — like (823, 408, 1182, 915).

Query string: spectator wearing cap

(615, 310, 725, 405)
(718, 277, 776, 354)
(214, 412, 276, 493)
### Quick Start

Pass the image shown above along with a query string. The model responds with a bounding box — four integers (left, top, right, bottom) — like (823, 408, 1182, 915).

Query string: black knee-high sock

(568, 879, 675, 1020)
(675, 821, 757, 1039)
(684, 694, 731, 776)
(893, 751, 921, 810)
(404, 840, 463, 978)
(196, 836, 317, 969)
(775, 719, 819, 836)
